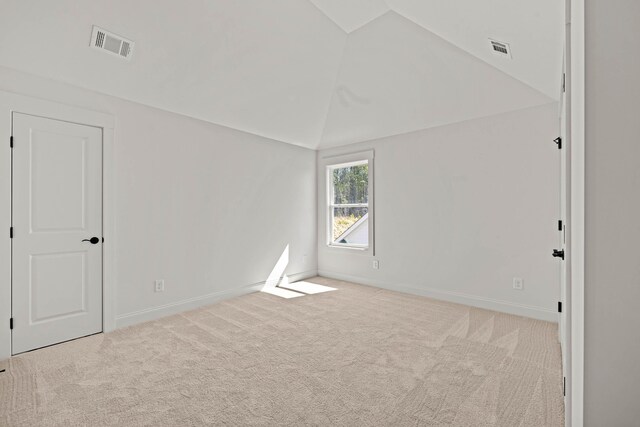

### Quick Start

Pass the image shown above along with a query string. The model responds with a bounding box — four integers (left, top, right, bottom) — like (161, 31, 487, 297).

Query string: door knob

(82, 237, 100, 244)
(552, 249, 565, 260)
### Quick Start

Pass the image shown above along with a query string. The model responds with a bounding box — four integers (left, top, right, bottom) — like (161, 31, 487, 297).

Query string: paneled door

(12, 113, 103, 354)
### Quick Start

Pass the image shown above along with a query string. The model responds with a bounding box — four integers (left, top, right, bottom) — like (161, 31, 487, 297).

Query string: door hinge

(9, 227, 13, 239)
(9, 318, 13, 330)
(558, 301, 563, 313)
(553, 249, 565, 260)
(558, 220, 563, 231)
(563, 376, 566, 396)
(554, 137, 562, 149)
(9, 136, 13, 148)
(562, 73, 566, 93)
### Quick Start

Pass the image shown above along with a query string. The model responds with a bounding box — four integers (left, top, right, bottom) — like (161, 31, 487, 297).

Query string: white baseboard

(115, 270, 318, 329)
(318, 270, 558, 322)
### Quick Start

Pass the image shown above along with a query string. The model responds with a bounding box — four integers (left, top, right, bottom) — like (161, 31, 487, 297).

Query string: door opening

(11, 113, 104, 355)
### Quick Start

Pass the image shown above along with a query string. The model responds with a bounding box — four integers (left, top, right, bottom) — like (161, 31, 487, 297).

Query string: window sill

(327, 244, 369, 251)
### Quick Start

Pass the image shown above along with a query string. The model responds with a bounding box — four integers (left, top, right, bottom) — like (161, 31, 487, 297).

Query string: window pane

(332, 163, 368, 204)
(332, 207, 368, 245)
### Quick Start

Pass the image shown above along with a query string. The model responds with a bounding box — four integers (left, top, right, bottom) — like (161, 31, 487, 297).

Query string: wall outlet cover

(154, 279, 165, 292)
(513, 277, 524, 290)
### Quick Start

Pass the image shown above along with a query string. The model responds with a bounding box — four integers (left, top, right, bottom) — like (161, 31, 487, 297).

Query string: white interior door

(559, 82, 568, 347)
(12, 113, 103, 355)
(559, 20, 572, 417)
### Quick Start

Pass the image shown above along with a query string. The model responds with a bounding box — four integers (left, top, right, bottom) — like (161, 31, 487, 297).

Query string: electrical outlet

(513, 277, 524, 290)
(154, 279, 165, 293)
(372, 260, 379, 270)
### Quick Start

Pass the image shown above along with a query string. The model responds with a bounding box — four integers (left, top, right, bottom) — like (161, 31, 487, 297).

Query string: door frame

(0, 91, 116, 360)
(569, 0, 585, 424)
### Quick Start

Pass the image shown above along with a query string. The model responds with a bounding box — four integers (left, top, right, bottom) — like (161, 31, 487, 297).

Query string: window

(325, 152, 373, 250)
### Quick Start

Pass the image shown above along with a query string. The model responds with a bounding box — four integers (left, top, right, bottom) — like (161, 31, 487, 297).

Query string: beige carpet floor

(0, 277, 564, 426)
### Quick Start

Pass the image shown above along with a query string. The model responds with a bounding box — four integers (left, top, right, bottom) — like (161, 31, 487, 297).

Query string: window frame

(323, 150, 374, 253)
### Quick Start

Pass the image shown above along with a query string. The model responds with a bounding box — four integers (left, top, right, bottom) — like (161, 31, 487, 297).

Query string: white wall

(584, 0, 640, 424)
(0, 66, 317, 345)
(318, 103, 560, 321)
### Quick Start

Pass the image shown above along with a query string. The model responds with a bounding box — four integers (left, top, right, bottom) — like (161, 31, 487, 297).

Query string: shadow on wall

(261, 245, 336, 298)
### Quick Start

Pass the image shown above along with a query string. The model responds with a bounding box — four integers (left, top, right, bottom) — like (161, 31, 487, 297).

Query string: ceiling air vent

(489, 39, 511, 59)
(90, 26, 134, 60)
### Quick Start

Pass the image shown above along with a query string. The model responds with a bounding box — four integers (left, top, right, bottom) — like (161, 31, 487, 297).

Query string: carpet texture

(0, 277, 564, 426)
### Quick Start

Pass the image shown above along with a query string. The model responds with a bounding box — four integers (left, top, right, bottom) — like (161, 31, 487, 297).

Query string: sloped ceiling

(321, 12, 552, 148)
(0, 0, 563, 150)
(309, 0, 390, 33)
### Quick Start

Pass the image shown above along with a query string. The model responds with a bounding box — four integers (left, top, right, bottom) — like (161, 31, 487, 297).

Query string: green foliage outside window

(332, 164, 368, 240)
(332, 164, 368, 206)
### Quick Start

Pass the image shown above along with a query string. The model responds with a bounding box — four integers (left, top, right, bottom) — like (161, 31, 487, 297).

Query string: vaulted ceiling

(0, 0, 563, 149)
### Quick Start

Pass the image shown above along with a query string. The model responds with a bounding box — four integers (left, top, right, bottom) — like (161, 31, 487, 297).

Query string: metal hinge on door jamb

(9, 318, 13, 330)
(9, 135, 13, 148)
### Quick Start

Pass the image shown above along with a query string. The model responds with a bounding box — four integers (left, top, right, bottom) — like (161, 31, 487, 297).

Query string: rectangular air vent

(90, 26, 134, 60)
(489, 39, 511, 59)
